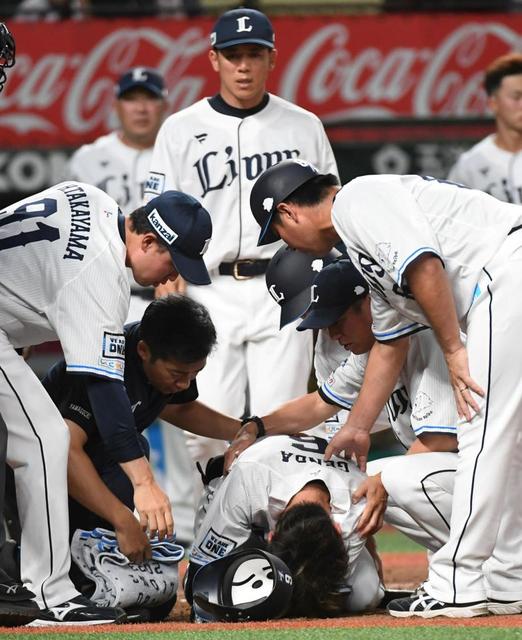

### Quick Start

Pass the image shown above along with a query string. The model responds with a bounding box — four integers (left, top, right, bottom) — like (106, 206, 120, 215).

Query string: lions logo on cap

(354, 285, 366, 295)
(263, 197, 274, 212)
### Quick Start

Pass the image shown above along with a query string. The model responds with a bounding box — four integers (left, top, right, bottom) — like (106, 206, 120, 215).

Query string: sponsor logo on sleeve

(145, 171, 165, 195)
(98, 331, 126, 376)
(197, 528, 237, 560)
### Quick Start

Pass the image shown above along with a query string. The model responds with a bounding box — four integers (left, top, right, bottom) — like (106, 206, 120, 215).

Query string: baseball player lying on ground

(186, 434, 385, 619)
(36, 295, 242, 617)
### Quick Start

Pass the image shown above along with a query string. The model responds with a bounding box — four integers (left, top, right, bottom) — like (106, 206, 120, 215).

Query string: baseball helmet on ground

(265, 245, 339, 328)
(192, 548, 293, 622)
(0, 23, 15, 92)
(251, 159, 320, 246)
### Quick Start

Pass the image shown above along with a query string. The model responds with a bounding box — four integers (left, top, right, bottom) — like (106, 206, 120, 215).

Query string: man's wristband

(240, 415, 266, 439)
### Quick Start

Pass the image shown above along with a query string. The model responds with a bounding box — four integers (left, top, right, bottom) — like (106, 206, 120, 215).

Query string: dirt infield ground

(4, 552, 522, 633)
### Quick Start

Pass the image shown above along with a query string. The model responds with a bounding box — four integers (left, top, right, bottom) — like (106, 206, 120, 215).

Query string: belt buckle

(233, 260, 254, 280)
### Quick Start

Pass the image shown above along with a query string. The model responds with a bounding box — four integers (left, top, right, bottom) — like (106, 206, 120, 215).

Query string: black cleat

(27, 594, 126, 627)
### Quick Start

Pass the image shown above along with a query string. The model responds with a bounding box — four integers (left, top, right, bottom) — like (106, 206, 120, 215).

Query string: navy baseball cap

(115, 67, 167, 99)
(297, 259, 369, 331)
(210, 8, 275, 50)
(144, 191, 212, 285)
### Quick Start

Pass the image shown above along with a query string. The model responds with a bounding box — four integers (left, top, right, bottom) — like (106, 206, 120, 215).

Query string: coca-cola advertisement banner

(0, 13, 520, 149)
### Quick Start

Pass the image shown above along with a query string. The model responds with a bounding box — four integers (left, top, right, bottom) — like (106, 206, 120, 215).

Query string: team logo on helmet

(354, 285, 366, 295)
(263, 197, 274, 212)
(269, 284, 285, 303)
(295, 159, 318, 172)
(311, 259, 324, 272)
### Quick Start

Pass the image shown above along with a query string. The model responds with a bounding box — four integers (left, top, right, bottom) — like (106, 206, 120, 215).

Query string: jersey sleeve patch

(144, 171, 165, 197)
(196, 528, 237, 562)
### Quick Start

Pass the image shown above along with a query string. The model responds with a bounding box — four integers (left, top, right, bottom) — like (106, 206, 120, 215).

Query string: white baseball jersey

(67, 132, 152, 213)
(332, 174, 522, 335)
(144, 93, 338, 268)
(320, 330, 457, 449)
(312, 330, 390, 440)
(0, 181, 129, 381)
(190, 435, 367, 580)
(448, 134, 522, 204)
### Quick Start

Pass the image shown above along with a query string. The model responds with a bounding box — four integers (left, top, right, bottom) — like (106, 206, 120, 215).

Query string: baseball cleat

(26, 595, 126, 627)
(387, 593, 489, 618)
(0, 567, 40, 627)
(488, 599, 522, 615)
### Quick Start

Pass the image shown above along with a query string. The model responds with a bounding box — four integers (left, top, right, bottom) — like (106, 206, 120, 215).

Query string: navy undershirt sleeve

(86, 376, 145, 463)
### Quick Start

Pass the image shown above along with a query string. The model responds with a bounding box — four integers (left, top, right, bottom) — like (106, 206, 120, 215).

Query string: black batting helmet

(192, 548, 293, 622)
(0, 23, 15, 93)
(251, 159, 320, 246)
(266, 245, 339, 329)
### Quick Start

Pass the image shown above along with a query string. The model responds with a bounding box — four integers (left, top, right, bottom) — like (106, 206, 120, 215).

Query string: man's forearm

(405, 255, 462, 356)
(67, 438, 134, 529)
(348, 338, 409, 433)
(160, 401, 240, 440)
(262, 391, 337, 434)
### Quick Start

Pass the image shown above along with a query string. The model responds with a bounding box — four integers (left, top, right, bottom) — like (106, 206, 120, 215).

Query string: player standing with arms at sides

(0, 183, 212, 625)
(0, 21, 41, 628)
(448, 53, 522, 203)
(145, 8, 338, 481)
(250, 159, 522, 617)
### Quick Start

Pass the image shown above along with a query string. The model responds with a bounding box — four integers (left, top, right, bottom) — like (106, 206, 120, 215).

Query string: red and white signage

(0, 13, 520, 148)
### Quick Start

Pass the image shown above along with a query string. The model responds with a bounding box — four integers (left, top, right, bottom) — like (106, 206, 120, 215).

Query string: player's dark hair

(268, 501, 349, 618)
(140, 295, 217, 363)
(282, 174, 340, 208)
(128, 206, 170, 251)
(484, 53, 522, 96)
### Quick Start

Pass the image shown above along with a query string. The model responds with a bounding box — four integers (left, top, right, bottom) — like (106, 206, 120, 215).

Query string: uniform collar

(208, 92, 270, 119)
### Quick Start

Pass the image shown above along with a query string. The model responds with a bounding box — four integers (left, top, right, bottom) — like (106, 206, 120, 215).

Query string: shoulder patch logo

(198, 528, 237, 560)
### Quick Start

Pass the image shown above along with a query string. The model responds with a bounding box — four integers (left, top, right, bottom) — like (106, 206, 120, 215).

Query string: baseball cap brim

(296, 304, 348, 331)
(215, 38, 274, 49)
(117, 82, 165, 99)
(257, 216, 280, 246)
(169, 247, 211, 285)
(279, 288, 314, 329)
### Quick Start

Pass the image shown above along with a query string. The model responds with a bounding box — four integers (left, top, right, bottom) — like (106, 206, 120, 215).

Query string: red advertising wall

(0, 13, 519, 149)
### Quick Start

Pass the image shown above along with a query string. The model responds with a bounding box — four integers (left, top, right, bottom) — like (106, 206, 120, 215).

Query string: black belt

(218, 259, 270, 280)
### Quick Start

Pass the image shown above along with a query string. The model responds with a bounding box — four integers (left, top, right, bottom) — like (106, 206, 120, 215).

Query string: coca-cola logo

(0, 16, 521, 146)
(280, 21, 522, 120)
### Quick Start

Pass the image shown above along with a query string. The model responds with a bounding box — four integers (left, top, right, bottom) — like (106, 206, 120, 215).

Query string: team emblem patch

(198, 528, 237, 560)
(375, 242, 398, 271)
(311, 259, 323, 272)
(411, 391, 434, 421)
(148, 209, 178, 245)
(102, 332, 125, 360)
(145, 171, 165, 195)
(263, 197, 274, 213)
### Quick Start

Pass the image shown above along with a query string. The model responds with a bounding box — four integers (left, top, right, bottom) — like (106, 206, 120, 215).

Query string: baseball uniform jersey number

(0, 197, 60, 250)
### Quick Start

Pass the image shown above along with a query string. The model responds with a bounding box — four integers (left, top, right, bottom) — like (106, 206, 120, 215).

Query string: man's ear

(136, 339, 150, 362)
(209, 49, 219, 73)
(267, 531, 274, 543)
(269, 48, 277, 71)
(141, 233, 157, 253)
(277, 202, 298, 223)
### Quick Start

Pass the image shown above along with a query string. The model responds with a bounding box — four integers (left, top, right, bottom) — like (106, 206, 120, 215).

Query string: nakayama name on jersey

(59, 183, 91, 261)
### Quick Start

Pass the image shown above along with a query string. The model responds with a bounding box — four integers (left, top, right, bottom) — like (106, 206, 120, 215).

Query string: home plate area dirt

(9, 552, 522, 632)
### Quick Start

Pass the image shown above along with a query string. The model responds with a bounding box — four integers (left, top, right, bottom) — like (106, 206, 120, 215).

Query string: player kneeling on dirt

(40, 295, 242, 621)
